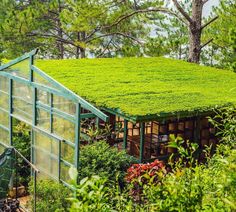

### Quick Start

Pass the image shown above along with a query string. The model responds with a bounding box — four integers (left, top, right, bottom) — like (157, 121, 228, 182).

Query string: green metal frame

(0, 49, 108, 186)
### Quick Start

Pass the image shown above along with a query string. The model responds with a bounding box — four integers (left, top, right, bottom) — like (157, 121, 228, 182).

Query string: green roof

(36, 57, 236, 121)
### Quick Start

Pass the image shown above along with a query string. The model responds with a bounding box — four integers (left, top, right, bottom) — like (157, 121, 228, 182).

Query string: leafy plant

(209, 106, 236, 148)
(68, 167, 138, 212)
(69, 175, 113, 212)
(29, 179, 71, 212)
(126, 160, 166, 201)
(78, 141, 137, 185)
(13, 121, 31, 187)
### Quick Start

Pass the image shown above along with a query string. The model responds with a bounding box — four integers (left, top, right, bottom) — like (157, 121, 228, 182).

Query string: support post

(29, 55, 34, 82)
(50, 94, 53, 133)
(34, 170, 37, 212)
(58, 140, 61, 181)
(9, 79, 13, 146)
(139, 122, 145, 163)
(123, 119, 128, 150)
(75, 103, 81, 172)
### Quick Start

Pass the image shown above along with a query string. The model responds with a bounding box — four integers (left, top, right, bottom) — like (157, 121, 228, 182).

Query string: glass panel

(0, 144, 5, 154)
(0, 110, 9, 127)
(8, 59, 29, 79)
(61, 142, 74, 164)
(0, 76, 9, 93)
(53, 115, 75, 142)
(33, 71, 58, 90)
(53, 95, 76, 115)
(33, 131, 59, 178)
(37, 90, 50, 105)
(13, 81, 32, 121)
(0, 127, 9, 146)
(60, 162, 71, 183)
(0, 92, 9, 111)
(36, 108, 50, 130)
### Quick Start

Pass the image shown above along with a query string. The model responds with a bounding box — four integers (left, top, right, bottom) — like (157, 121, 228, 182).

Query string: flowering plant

(125, 160, 166, 200)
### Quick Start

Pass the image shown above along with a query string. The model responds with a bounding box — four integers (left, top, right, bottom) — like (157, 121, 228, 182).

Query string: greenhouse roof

(36, 57, 236, 122)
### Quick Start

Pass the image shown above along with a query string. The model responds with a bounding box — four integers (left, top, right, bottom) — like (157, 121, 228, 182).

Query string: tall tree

(205, 0, 236, 70)
(0, 0, 148, 59)
(106, 0, 218, 63)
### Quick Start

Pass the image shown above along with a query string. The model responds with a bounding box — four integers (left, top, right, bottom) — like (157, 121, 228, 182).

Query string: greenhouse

(1, 49, 236, 186)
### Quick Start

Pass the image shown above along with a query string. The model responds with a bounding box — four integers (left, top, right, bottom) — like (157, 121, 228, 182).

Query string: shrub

(126, 160, 166, 200)
(78, 141, 137, 184)
(13, 121, 31, 187)
(69, 175, 113, 212)
(142, 148, 236, 212)
(68, 168, 138, 212)
(29, 179, 71, 212)
(209, 106, 236, 148)
(68, 107, 236, 211)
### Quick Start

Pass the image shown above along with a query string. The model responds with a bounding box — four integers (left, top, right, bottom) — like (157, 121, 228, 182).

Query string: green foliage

(68, 145, 236, 212)
(78, 141, 137, 184)
(37, 57, 236, 120)
(68, 169, 138, 212)
(29, 179, 71, 212)
(69, 176, 113, 212)
(0, 0, 148, 59)
(66, 107, 236, 211)
(205, 0, 236, 70)
(209, 106, 236, 147)
(13, 121, 31, 187)
(142, 147, 236, 212)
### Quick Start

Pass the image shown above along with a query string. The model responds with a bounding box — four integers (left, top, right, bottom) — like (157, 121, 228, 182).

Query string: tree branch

(201, 16, 218, 30)
(172, 0, 193, 24)
(200, 38, 213, 50)
(97, 38, 113, 58)
(202, 0, 209, 5)
(102, 7, 188, 30)
(87, 32, 144, 45)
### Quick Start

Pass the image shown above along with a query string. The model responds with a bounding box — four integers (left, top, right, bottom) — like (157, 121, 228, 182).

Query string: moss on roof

(36, 57, 236, 121)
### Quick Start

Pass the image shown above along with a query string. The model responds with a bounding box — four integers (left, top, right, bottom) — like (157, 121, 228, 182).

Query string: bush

(69, 176, 113, 212)
(126, 160, 166, 200)
(142, 148, 236, 211)
(29, 179, 71, 212)
(78, 141, 137, 184)
(13, 121, 31, 187)
(67, 107, 236, 212)
(68, 168, 138, 212)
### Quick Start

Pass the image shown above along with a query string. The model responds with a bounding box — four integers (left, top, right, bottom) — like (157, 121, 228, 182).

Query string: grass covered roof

(36, 57, 236, 122)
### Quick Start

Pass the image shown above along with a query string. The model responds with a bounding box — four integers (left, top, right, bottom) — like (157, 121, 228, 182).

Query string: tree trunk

(76, 32, 86, 59)
(57, 28, 64, 59)
(188, 0, 203, 63)
(57, 0, 64, 59)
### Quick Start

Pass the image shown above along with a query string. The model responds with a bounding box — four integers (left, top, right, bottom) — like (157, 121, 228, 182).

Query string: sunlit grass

(36, 57, 236, 119)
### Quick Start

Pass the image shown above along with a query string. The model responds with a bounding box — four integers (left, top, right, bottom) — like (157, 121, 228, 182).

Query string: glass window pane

(53, 115, 75, 142)
(60, 162, 71, 183)
(33, 131, 59, 178)
(0, 144, 5, 154)
(0, 127, 9, 146)
(34, 71, 58, 90)
(7, 59, 29, 79)
(61, 142, 74, 164)
(36, 108, 50, 131)
(37, 90, 50, 105)
(53, 95, 76, 115)
(0, 92, 9, 111)
(0, 110, 9, 127)
(13, 81, 32, 121)
(0, 76, 9, 93)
